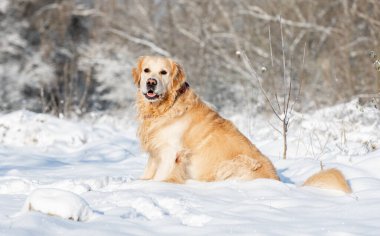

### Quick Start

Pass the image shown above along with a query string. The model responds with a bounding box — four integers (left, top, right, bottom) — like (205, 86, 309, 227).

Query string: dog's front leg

(163, 150, 190, 184)
(141, 155, 158, 180)
(153, 148, 178, 181)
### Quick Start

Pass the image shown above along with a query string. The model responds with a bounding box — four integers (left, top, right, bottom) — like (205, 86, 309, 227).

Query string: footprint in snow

(121, 196, 212, 227)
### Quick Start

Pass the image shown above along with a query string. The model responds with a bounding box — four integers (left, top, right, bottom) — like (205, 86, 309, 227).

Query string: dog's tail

(303, 168, 351, 193)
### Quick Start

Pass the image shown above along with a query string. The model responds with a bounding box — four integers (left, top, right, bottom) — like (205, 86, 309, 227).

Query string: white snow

(19, 188, 95, 222)
(0, 100, 380, 235)
(0, 0, 9, 14)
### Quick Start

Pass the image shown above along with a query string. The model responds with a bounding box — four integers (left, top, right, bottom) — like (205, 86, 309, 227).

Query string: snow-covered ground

(1, 99, 380, 235)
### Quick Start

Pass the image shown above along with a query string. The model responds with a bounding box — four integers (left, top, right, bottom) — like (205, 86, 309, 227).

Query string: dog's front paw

(140, 175, 153, 181)
(163, 177, 185, 184)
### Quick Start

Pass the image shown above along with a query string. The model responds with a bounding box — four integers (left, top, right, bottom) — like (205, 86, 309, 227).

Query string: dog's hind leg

(215, 155, 263, 181)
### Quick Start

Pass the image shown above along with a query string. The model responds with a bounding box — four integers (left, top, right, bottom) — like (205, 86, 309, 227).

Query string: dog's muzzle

(144, 78, 160, 100)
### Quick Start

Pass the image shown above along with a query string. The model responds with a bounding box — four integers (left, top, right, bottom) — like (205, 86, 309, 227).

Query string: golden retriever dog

(132, 56, 351, 193)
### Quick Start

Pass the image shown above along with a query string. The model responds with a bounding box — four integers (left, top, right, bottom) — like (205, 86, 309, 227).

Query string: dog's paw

(163, 179, 183, 184)
(139, 176, 153, 181)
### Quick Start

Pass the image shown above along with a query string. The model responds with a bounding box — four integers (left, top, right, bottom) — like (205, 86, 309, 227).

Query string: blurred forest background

(0, 0, 379, 118)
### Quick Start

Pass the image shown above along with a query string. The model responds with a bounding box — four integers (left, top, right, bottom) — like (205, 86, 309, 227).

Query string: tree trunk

(283, 120, 287, 160)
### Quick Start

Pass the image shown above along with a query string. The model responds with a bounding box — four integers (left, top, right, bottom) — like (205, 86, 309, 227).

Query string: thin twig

(239, 6, 339, 34)
(289, 42, 306, 115)
(107, 28, 171, 57)
(268, 25, 274, 67)
(285, 78, 292, 120)
(268, 120, 282, 134)
(280, 16, 287, 112)
(240, 51, 282, 120)
(274, 93, 282, 114)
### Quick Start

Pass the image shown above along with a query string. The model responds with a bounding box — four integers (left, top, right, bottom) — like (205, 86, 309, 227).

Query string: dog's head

(132, 56, 185, 103)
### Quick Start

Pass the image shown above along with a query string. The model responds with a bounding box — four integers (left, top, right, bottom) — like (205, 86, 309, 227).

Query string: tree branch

(107, 28, 171, 57)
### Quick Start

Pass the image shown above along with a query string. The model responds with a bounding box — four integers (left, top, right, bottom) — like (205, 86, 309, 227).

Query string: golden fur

(132, 56, 351, 193)
(303, 168, 352, 193)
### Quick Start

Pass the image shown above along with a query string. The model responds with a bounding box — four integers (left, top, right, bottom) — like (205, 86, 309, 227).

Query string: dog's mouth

(144, 90, 160, 100)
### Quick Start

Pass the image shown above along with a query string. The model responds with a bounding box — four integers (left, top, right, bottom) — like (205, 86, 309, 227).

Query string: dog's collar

(177, 82, 190, 97)
(141, 82, 190, 120)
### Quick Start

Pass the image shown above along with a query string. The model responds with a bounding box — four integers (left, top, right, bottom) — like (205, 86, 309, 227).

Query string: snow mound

(0, 178, 31, 194)
(241, 99, 380, 159)
(0, 110, 110, 151)
(21, 188, 95, 221)
(298, 99, 380, 156)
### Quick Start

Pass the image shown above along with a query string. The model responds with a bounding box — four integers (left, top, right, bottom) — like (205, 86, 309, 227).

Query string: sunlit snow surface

(1, 100, 380, 235)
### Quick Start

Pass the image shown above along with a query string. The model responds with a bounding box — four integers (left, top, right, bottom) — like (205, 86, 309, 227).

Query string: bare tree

(240, 18, 306, 159)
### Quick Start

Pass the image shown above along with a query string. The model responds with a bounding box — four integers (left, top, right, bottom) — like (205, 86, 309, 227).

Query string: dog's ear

(172, 61, 186, 85)
(132, 56, 145, 86)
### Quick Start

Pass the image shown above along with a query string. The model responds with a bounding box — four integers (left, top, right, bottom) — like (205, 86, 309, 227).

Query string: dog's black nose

(147, 78, 157, 85)
(146, 78, 157, 89)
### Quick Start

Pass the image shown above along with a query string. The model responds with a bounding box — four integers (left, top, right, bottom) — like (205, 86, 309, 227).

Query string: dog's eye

(144, 68, 150, 73)
(160, 70, 167, 75)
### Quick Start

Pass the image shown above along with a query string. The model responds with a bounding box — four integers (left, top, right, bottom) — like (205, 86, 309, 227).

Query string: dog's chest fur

(140, 117, 189, 180)
(154, 118, 188, 151)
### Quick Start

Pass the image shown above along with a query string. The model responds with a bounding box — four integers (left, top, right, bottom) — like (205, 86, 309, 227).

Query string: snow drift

(21, 188, 95, 222)
(0, 100, 379, 235)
